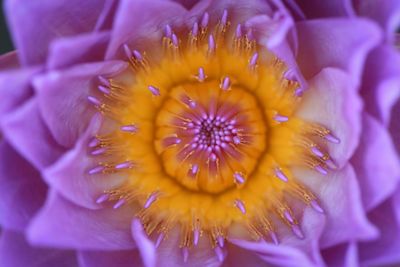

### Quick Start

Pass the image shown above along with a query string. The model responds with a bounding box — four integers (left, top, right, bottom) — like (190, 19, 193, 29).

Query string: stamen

(88, 165, 105, 175)
(283, 210, 294, 223)
(201, 12, 209, 29)
(148, 85, 161, 96)
(88, 137, 100, 148)
(249, 52, 258, 69)
(208, 34, 216, 54)
(98, 85, 111, 95)
(221, 9, 228, 26)
(214, 246, 224, 262)
(233, 172, 246, 184)
(234, 199, 246, 214)
(324, 133, 341, 144)
(220, 76, 231, 91)
(232, 136, 241, 144)
(91, 147, 106, 156)
(193, 229, 200, 246)
(325, 159, 337, 169)
(96, 193, 109, 204)
(197, 67, 206, 82)
(144, 191, 158, 209)
(182, 247, 189, 263)
(171, 33, 179, 47)
(87, 96, 102, 107)
(155, 232, 165, 248)
(113, 198, 126, 209)
(314, 165, 328, 175)
(163, 137, 182, 147)
(98, 75, 111, 87)
(120, 124, 138, 133)
(123, 44, 132, 59)
(273, 114, 288, 123)
(274, 168, 288, 182)
(192, 22, 199, 37)
(294, 88, 304, 97)
(115, 161, 134, 169)
(310, 199, 324, 214)
(291, 224, 304, 239)
(311, 145, 324, 158)
(217, 235, 225, 248)
(235, 24, 242, 38)
(270, 231, 279, 245)
(188, 164, 199, 178)
(164, 24, 172, 38)
(133, 50, 143, 61)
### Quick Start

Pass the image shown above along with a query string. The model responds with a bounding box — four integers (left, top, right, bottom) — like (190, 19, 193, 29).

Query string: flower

(0, 1, 399, 267)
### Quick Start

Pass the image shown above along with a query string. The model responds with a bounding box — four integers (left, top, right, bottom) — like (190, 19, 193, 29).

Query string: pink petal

(78, 249, 143, 267)
(0, 51, 20, 70)
(296, 68, 362, 168)
(33, 60, 127, 148)
(351, 114, 400, 211)
(296, 18, 381, 80)
(27, 191, 136, 250)
(131, 219, 156, 267)
(1, 99, 65, 170)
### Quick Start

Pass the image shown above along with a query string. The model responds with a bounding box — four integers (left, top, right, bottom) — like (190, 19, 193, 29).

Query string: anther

(164, 24, 172, 38)
(324, 133, 340, 144)
(155, 232, 165, 248)
(120, 124, 138, 133)
(311, 146, 324, 158)
(188, 164, 199, 178)
(325, 159, 337, 169)
(220, 76, 231, 91)
(88, 165, 105, 175)
(233, 172, 246, 184)
(291, 224, 304, 239)
(232, 136, 241, 144)
(283, 210, 294, 223)
(144, 192, 158, 209)
(201, 12, 209, 29)
(88, 137, 100, 148)
(234, 199, 246, 214)
(87, 96, 102, 107)
(314, 165, 328, 175)
(274, 168, 288, 182)
(294, 88, 304, 97)
(148, 85, 161, 96)
(192, 22, 199, 37)
(123, 44, 132, 59)
(221, 9, 228, 26)
(197, 67, 206, 82)
(115, 161, 134, 169)
(249, 52, 259, 68)
(273, 114, 289, 123)
(235, 24, 242, 38)
(171, 33, 179, 47)
(182, 247, 189, 263)
(95, 193, 109, 204)
(98, 85, 111, 95)
(91, 147, 106, 156)
(193, 229, 200, 246)
(113, 198, 126, 209)
(310, 199, 324, 214)
(133, 50, 143, 61)
(208, 34, 216, 53)
(270, 232, 279, 245)
(98, 75, 111, 87)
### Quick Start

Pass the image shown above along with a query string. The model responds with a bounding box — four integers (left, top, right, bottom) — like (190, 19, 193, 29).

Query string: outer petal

(351, 114, 400, 211)
(0, 66, 40, 120)
(155, 227, 223, 267)
(1, 99, 65, 170)
(4, 0, 106, 66)
(296, 18, 381, 80)
(27, 191, 136, 250)
(360, 45, 400, 126)
(78, 250, 143, 267)
(354, 0, 400, 43)
(47, 31, 111, 70)
(33, 60, 128, 148)
(294, 164, 379, 248)
(0, 141, 46, 231)
(358, 193, 400, 266)
(42, 113, 126, 210)
(105, 0, 188, 60)
(0, 230, 78, 267)
(296, 68, 362, 168)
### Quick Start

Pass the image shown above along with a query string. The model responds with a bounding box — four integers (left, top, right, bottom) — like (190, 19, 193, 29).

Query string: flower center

(86, 10, 340, 260)
(155, 82, 266, 193)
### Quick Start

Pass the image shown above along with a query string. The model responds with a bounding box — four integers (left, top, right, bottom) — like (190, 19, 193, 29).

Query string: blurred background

(0, 0, 13, 54)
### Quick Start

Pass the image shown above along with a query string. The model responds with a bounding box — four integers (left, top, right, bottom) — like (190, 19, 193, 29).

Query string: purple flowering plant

(0, 0, 400, 267)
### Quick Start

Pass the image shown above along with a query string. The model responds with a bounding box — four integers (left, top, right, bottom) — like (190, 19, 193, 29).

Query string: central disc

(155, 80, 267, 193)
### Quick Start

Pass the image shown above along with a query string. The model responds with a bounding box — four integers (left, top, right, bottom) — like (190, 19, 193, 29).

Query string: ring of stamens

(87, 10, 340, 259)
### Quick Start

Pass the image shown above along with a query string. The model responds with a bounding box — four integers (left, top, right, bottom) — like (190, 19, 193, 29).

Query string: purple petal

(389, 100, 400, 153)
(0, 230, 78, 267)
(322, 242, 358, 267)
(1, 99, 65, 170)
(78, 250, 143, 267)
(33, 60, 127, 148)
(291, 0, 354, 18)
(131, 219, 156, 267)
(0, 142, 47, 231)
(354, 0, 400, 43)
(4, 0, 107, 66)
(222, 244, 272, 267)
(360, 45, 400, 126)
(294, 164, 379, 248)
(47, 31, 111, 69)
(27, 191, 136, 250)
(105, 0, 187, 59)
(351, 114, 400, 211)
(296, 18, 381, 80)
(296, 68, 362, 168)
(42, 113, 125, 209)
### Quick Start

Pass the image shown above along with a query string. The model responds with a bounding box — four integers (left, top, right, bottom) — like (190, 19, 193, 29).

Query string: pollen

(87, 10, 340, 260)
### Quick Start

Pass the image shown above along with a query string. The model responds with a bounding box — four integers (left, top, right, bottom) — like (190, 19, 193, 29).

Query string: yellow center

(88, 14, 339, 251)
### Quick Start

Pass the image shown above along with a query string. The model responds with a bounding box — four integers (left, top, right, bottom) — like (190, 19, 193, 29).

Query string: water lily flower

(0, 1, 399, 267)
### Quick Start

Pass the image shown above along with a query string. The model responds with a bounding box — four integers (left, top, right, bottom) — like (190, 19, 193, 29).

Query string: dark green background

(0, 0, 13, 54)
